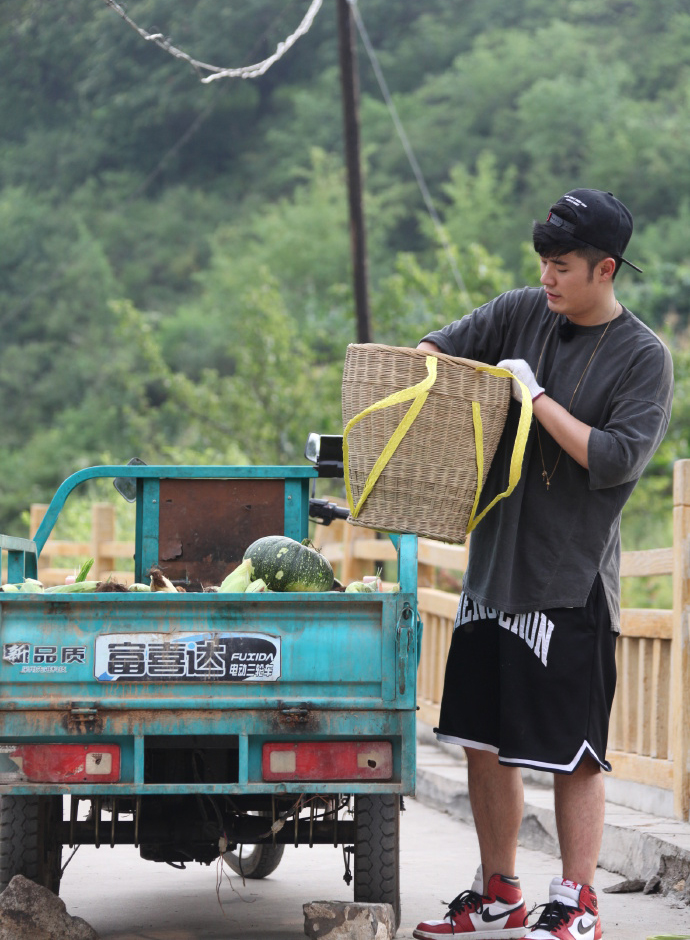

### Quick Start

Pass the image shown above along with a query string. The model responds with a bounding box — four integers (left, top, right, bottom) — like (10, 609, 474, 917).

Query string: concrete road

(60, 797, 689, 940)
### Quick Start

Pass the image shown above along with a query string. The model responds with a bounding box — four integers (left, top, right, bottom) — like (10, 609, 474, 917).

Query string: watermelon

(243, 536, 334, 592)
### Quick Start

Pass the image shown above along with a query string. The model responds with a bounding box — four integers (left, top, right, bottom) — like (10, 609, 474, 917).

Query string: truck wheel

(353, 794, 400, 928)
(0, 796, 63, 894)
(224, 842, 285, 879)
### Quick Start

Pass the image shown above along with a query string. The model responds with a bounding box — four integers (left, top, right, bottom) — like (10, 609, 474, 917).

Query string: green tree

(439, 153, 521, 270)
(372, 243, 514, 349)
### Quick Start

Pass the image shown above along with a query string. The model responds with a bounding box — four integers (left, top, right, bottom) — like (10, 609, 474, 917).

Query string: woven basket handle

(465, 364, 532, 534)
(343, 357, 532, 534)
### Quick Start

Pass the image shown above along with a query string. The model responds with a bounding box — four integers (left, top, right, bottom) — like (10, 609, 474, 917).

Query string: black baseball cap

(546, 189, 642, 273)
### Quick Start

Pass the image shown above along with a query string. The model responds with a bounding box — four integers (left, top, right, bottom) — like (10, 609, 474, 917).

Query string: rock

(644, 874, 661, 895)
(640, 855, 690, 904)
(0, 875, 99, 940)
(303, 901, 395, 940)
(602, 878, 646, 894)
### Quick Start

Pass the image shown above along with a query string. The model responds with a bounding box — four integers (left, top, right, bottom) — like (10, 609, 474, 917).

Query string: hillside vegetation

(1, 0, 688, 558)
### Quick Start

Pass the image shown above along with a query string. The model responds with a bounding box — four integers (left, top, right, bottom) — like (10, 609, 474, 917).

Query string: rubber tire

(353, 794, 401, 928)
(224, 842, 285, 879)
(0, 796, 63, 894)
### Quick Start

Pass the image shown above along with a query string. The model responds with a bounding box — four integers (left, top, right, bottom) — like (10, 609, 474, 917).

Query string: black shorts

(435, 576, 617, 773)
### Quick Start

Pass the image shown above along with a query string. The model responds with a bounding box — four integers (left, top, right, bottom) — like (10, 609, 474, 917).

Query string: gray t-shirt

(421, 287, 674, 631)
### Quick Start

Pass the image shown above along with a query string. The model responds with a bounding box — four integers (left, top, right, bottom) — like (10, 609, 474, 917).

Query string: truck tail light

(262, 741, 392, 782)
(9, 745, 121, 783)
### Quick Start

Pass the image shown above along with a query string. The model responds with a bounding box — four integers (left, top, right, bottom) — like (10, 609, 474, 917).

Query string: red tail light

(262, 741, 392, 781)
(10, 745, 121, 783)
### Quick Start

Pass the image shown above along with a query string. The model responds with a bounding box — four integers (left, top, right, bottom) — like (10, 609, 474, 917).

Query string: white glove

(496, 358, 544, 403)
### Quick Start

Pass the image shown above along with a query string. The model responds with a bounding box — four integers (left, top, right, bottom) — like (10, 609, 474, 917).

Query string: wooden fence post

(29, 504, 49, 576)
(340, 523, 367, 585)
(29, 504, 48, 538)
(91, 504, 115, 582)
(672, 459, 690, 820)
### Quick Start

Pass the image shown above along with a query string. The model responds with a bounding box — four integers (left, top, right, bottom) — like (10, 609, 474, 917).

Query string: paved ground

(59, 795, 690, 940)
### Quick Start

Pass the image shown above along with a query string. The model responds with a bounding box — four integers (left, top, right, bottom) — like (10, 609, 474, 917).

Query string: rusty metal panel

(158, 479, 285, 588)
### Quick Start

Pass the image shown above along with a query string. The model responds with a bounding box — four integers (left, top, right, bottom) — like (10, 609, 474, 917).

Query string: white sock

(472, 864, 483, 894)
(549, 876, 582, 907)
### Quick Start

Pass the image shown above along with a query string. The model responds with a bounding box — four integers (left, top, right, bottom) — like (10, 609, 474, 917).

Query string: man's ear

(599, 257, 617, 281)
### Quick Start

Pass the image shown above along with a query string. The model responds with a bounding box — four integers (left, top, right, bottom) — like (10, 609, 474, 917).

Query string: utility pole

(337, 0, 372, 343)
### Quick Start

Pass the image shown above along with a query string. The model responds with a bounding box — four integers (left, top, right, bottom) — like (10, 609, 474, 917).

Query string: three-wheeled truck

(0, 437, 420, 927)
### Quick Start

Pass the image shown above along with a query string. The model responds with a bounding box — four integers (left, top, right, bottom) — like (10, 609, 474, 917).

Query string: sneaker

(413, 870, 528, 939)
(527, 878, 602, 939)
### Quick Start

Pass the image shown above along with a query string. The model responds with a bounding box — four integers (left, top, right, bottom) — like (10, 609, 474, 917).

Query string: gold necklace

(536, 301, 617, 490)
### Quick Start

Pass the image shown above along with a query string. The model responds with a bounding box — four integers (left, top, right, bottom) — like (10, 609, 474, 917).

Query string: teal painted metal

(138, 478, 160, 582)
(0, 535, 38, 583)
(391, 532, 417, 595)
(0, 709, 415, 797)
(284, 477, 313, 541)
(0, 593, 417, 709)
(0, 463, 418, 800)
(31, 464, 317, 555)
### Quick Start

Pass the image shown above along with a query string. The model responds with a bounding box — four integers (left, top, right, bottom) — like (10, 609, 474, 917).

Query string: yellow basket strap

(343, 355, 438, 518)
(465, 365, 532, 534)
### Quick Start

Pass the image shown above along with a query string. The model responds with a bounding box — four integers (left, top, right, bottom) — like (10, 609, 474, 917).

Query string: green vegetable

(128, 583, 152, 592)
(218, 558, 254, 592)
(44, 581, 100, 593)
(245, 578, 269, 593)
(75, 558, 95, 582)
(17, 579, 44, 593)
(1, 581, 44, 593)
(243, 536, 333, 592)
(344, 580, 376, 593)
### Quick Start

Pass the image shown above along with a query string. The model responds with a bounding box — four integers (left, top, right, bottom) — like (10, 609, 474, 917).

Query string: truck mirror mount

(113, 457, 148, 503)
(304, 434, 344, 479)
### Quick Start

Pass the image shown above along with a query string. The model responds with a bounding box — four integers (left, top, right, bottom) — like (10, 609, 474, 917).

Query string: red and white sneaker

(413, 870, 528, 939)
(527, 878, 602, 939)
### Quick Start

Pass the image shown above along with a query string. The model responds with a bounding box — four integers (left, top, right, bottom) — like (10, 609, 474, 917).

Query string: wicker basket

(341, 343, 516, 544)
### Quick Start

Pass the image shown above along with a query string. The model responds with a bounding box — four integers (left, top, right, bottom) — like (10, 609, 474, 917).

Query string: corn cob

(149, 566, 178, 593)
(16, 579, 45, 593)
(344, 580, 376, 593)
(244, 578, 269, 593)
(44, 581, 100, 593)
(219, 558, 254, 592)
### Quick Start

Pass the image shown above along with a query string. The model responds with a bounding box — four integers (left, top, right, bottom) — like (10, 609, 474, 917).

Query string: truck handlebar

(308, 499, 350, 525)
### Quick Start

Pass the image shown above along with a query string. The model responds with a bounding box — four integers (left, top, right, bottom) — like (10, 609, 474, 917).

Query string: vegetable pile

(1, 538, 399, 595)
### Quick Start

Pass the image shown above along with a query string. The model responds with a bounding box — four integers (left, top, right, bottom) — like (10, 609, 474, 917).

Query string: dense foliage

(1, 0, 689, 561)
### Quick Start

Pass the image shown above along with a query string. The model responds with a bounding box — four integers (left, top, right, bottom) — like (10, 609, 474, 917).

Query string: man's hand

(497, 358, 545, 403)
(417, 340, 443, 354)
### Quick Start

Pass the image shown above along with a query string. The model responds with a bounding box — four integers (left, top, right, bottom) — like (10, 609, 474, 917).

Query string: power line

(101, 0, 324, 82)
(6, 1, 311, 317)
(125, 0, 306, 199)
(346, 0, 472, 312)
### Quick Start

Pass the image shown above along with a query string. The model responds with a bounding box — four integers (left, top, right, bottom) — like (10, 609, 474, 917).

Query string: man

(412, 190, 673, 940)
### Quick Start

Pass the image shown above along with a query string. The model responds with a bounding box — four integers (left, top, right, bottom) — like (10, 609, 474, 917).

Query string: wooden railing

(4, 463, 689, 820)
(319, 459, 690, 822)
(26, 503, 135, 586)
